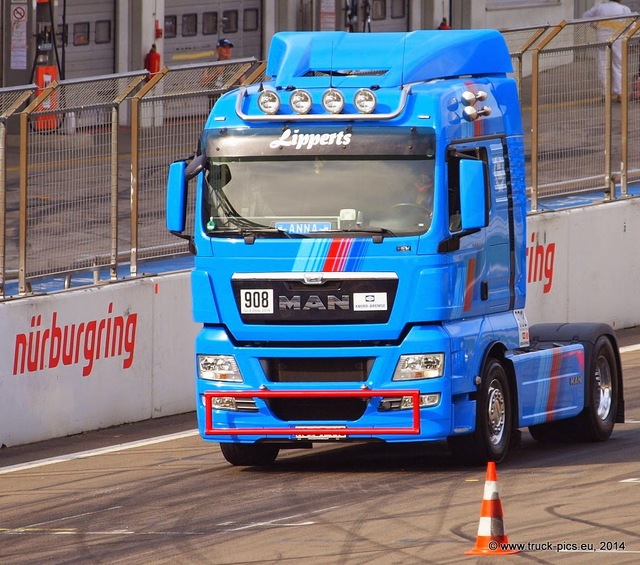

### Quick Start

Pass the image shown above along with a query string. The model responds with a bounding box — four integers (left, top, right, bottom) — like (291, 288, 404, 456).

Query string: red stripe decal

(545, 349, 563, 421)
(463, 258, 476, 312)
(323, 239, 348, 272)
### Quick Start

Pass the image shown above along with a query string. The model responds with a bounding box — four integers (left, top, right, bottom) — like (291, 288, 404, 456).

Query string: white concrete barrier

(1, 198, 638, 447)
(526, 198, 640, 330)
(0, 273, 197, 447)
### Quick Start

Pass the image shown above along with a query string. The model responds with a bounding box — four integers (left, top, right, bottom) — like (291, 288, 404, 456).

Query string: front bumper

(201, 388, 435, 439)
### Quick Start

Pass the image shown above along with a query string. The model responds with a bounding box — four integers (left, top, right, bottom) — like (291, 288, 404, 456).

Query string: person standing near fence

(214, 38, 234, 61)
(201, 38, 235, 90)
(583, 0, 632, 102)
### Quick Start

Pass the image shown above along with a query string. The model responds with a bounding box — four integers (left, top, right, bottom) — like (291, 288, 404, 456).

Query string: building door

(56, 0, 115, 79)
(164, 0, 262, 64)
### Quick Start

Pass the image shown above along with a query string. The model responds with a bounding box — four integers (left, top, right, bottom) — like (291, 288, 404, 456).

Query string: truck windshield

(202, 126, 435, 237)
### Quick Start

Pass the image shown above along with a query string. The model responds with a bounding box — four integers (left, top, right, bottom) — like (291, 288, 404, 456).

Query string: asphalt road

(1, 331, 639, 565)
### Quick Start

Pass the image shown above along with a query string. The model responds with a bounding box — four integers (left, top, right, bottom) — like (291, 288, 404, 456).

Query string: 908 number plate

(240, 289, 274, 314)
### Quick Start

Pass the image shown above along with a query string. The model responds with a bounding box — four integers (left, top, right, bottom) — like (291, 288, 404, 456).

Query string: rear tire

(574, 336, 618, 442)
(449, 358, 513, 465)
(220, 443, 280, 466)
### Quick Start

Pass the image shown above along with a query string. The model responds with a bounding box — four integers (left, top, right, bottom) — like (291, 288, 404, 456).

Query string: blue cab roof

(266, 30, 513, 88)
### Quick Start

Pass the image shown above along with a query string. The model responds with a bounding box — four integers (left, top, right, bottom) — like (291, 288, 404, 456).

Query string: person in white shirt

(583, 1, 633, 101)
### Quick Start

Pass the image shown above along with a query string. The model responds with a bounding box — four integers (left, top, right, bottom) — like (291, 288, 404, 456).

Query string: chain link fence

(0, 84, 36, 298)
(130, 58, 262, 273)
(2, 17, 640, 298)
(623, 20, 640, 190)
(18, 72, 145, 294)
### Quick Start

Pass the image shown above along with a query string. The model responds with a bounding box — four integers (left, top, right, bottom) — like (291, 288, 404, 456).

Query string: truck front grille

(266, 397, 368, 421)
(261, 357, 373, 383)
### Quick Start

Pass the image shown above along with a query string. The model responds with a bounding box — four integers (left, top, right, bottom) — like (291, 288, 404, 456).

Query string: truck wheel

(220, 443, 279, 466)
(448, 358, 513, 465)
(574, 335, 618, 442)
(528, 336, 618, 443)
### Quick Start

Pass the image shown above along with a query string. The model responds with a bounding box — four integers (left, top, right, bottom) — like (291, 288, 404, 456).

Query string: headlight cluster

(198, 354, 243, 382)
(392, 353, 444, 381)
(257, 87, 377, 116)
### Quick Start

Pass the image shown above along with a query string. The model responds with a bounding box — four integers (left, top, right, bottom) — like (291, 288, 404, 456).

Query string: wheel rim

(594, 354, 613, 421)
(487, 378, 506, 445)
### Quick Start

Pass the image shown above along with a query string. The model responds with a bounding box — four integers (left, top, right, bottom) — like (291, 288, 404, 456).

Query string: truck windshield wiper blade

(208, 227, 309, 242)
(320, 226, 397, 240)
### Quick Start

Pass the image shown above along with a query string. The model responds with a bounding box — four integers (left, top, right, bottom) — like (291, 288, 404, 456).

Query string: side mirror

(459, 159, 488, 230)
(166, 160, 188, 232)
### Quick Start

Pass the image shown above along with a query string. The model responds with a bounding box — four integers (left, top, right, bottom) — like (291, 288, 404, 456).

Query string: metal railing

(2, 16, 640, 299)
(0, 84, 36, 299)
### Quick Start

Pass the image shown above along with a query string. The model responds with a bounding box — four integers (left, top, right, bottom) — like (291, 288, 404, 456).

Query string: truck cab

(167, 30, 623, 466)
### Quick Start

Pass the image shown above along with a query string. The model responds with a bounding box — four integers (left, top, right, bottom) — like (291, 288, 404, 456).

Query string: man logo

(279, 295, 350, 311)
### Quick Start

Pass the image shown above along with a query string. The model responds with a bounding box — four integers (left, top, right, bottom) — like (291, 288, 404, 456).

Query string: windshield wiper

(320, 226, 396, 242)
(208, 227, 309, 243)
(208, 226, 395, 243)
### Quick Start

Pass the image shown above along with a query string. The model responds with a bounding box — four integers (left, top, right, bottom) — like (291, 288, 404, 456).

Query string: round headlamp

(290, 89, 313, 114)
(321, 88, 345, 114)
(354, 88, 377, 114)
(257, 90, 280, 115)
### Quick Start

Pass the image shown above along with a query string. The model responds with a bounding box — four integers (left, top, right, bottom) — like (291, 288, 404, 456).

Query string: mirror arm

(437, 228, 480, 253)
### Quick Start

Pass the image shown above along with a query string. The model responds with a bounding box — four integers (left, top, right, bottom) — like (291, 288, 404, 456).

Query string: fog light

(322, 88, 345, 114)
(354, 88, 377, 113)
(290, 89, 313, 114)
(211, 396, 237, 410)
(400, 393, 441, 409)
(258, 90, 280, 114)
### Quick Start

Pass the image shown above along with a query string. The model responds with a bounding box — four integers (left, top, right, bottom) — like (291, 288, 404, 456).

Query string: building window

(487, 0, 560, 7)
(164, 15, 177, 39)
(73, 22, 89, 46)
(244, 8, 259, 32)
(222, 10, 238, 34)
(182, 14, 197, 37)
(371, 0, 386, 21)
(391, 0, 405, 19)
(95, 20, 111, 44)
(203, 12, 218, 35)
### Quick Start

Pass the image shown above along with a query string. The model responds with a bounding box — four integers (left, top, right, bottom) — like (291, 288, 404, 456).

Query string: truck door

(445, 140, 512, 316)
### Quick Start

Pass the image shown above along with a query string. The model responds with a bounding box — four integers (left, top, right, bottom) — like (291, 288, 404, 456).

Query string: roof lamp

(322, 88, 345, 114)
(354, 88, 377, 114)
(290, 89, 313, 114)
(257, 90, 281, 115)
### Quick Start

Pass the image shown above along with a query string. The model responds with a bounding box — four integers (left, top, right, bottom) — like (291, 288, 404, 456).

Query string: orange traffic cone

(465, 461, 520, 555)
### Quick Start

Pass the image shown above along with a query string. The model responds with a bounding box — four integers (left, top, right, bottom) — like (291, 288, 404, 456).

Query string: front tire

(449, 358, 513, 465)
(220, 443, 280, 466)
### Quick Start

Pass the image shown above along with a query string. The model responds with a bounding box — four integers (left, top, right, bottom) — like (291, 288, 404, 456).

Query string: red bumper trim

(203, 389, 422, 436)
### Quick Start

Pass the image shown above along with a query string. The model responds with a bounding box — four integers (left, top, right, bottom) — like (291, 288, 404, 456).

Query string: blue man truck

(166, 30, 624, 466)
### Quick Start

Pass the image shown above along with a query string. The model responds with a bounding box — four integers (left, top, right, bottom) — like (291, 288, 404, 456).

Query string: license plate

(275, 221, 332, 234)
(294, 425, 347, 440)
(240, 289, 274, 314)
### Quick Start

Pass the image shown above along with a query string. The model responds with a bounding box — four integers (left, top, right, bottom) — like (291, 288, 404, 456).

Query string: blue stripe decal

(292, 239, 330, 271)
(344, 239, 368, 271)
